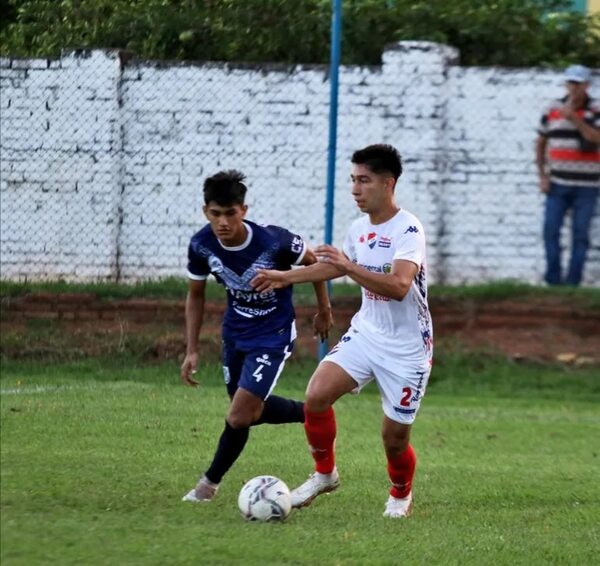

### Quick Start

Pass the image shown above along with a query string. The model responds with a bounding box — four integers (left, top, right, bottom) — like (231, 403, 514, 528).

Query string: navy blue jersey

(187, 220, 306, 348)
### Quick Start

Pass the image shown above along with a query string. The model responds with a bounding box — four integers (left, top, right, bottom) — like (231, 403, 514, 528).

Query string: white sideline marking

(1, 382, 147, 396)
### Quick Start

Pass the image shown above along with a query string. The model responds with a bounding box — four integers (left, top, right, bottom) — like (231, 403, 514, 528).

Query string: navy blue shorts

(222, 339, 295, 400)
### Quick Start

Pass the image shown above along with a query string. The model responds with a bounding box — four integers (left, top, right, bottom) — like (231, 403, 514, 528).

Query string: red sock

(387, 444, 416, 499)
(304, 406, 336, 474)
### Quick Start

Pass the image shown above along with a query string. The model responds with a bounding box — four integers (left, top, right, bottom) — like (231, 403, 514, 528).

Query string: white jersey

(343, 209, 433, 363)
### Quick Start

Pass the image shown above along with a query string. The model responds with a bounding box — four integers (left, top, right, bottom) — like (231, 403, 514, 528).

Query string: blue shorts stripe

(393, 407, 417, 415)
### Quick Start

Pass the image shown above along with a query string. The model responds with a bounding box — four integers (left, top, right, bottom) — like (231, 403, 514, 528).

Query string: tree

(1, 0, 598, 67)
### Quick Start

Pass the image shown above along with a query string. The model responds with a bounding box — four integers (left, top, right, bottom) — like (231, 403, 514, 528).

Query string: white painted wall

(1, 44, 598, 285)
(1, 51, 124, 280)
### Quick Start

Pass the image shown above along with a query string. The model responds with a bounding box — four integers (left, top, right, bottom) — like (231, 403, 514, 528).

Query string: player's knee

(382, 428, 410, 455)
(226, 409, 255, 429)
(384, 438, 409, 457)
(304, 390, 332, 413)
(305, 376, 342, 412)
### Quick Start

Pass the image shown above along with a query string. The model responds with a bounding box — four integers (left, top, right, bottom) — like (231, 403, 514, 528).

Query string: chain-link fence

(1, 43, 599, 284)
(1, 50, 334, 282)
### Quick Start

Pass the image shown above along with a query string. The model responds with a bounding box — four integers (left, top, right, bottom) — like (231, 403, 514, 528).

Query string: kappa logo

(378, 236, 391, 248)
(255, 353, 272, 366)
(367, 232, 377, 249)
(404, 226, 419, 234)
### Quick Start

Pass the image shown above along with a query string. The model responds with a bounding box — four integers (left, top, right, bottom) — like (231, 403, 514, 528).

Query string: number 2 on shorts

(400, 387, 411, 407)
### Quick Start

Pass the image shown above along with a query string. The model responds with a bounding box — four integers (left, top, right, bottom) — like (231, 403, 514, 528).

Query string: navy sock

(252, 395, 304, 426)
(204, 421, 249, 484)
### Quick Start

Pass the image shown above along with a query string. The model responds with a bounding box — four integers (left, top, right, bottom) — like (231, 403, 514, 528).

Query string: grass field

(1, 353, 599, 565)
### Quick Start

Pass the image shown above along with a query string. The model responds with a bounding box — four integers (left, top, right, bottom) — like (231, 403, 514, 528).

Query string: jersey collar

(218, 222, 253, 251)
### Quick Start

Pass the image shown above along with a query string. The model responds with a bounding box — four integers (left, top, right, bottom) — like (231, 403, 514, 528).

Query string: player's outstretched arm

(180, 279, 206, 387)
(346, 258, 418, 301)
(302, 248, 334, 341)
(251, 261, 341, 292)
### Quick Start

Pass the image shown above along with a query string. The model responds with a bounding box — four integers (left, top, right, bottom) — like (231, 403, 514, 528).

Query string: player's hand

(539, 174, 550, 194)
(313, 307, 334, 342)
(314, 245, 351, 273)
(251, 270, 290, 293)
(180, 352, 200, 386)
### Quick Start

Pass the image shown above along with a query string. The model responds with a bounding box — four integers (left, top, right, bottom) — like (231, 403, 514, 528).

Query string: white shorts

(323, 326, 431, 424)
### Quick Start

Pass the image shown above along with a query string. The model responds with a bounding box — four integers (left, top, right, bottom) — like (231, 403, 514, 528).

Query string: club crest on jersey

(208, 255, 224, 274)
(367, 232, 377, 249)
(378, 236, 391, 248)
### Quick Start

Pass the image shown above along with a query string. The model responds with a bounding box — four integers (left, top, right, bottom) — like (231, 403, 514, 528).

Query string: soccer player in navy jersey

(181, 170, 333, 502)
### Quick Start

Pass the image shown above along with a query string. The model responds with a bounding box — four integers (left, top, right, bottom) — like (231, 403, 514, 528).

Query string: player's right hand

(180, 352, 200, 386)
(539, 174, 550, 194)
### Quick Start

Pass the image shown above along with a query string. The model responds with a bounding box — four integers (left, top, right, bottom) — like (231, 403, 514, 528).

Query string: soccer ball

(238, 475, 292, 522)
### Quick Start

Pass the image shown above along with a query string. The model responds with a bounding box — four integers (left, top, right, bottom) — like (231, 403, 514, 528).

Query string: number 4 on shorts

(252, 365, 264, 382)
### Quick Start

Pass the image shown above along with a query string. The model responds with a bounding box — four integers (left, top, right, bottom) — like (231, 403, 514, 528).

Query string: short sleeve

(392, 224, 424, 268)
(187, 242, 210, 280)
(276, 228, 307, 266)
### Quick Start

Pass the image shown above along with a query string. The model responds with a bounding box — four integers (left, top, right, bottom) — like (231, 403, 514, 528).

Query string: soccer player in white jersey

(252, 144, 433, 518)
(180, 170, 333, 502)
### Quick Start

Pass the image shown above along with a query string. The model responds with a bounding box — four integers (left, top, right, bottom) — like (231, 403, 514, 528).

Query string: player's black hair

(203, 170, 248, 206)
(351, 144, 403, 181)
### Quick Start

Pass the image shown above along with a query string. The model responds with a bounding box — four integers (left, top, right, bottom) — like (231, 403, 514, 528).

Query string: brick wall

(3, 294, 599, 338)
(1, 43, 599, 285)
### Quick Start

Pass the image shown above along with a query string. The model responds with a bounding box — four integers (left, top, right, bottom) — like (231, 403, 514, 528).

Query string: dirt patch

(449, 327, 597, 365)
(429, 296, 599, 365)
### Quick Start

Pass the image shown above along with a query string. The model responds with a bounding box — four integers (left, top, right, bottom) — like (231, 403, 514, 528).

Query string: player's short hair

(351, 144, 403, 181)
(203, 170, 247, 206)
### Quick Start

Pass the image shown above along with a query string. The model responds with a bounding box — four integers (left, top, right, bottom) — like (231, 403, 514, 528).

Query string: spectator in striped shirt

(536, 65, 600, 286)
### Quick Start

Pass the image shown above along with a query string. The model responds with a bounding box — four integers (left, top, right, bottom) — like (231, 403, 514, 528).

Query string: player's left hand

(251, 269, 290, 293)
(314, 245, 352, 273)
(313, 307, 334, 342)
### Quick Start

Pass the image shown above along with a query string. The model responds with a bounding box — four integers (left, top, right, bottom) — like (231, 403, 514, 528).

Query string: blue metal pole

(319, 0, 342, 360)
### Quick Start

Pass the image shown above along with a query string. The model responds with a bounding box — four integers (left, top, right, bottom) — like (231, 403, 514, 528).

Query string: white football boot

(290, 468, 340, 508)
(383, 492, 413, 518)
(182, 476, 219, 502)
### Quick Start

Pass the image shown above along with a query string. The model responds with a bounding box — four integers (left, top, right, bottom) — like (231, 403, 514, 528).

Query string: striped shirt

(538, 95, 600, 188)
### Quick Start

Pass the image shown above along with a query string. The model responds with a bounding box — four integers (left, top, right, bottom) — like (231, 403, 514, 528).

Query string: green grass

(0, 277, 204, 300)
(1, 355, 599, 565)
(0, 278, 353, 306)
(429, 281, 600, 308)
(3, 278, 600, 308)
